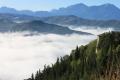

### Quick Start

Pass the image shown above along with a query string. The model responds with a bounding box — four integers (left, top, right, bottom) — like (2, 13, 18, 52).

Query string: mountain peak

(68, 3, 88, 8)
(102, 3, 115, 6)
(0, 6, 15, 10)
(0, 3, 120, 20)
(76, 3, 87, 6)
(0, 6, 17, 13)
(1, 6, 8, 9)
(100, 3, 118, 8)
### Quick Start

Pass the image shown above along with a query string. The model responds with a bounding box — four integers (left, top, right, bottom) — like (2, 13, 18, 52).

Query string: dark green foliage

(27, 31, 120, 80)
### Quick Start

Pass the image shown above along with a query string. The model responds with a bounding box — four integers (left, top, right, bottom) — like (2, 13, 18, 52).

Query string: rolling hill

(0, 17, 91, 35)
(11, 20, 91, 35)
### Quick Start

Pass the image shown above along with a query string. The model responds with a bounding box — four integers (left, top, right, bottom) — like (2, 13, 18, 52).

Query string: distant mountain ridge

(40, 15, 120, 30)
(1, 13, 120, 32)
(11, 20, 91, 35)
(0, 16, 91, 35)
(0, 3, 120, 20)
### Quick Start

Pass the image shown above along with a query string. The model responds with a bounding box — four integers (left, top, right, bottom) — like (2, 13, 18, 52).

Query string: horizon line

(0, 3, 119, 12)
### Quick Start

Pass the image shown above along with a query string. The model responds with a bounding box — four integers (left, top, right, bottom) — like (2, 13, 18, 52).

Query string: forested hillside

(26, 31, 120, 80)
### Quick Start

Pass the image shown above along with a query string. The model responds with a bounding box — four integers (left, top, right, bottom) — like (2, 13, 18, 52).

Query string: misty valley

(0, 2, 120, 80)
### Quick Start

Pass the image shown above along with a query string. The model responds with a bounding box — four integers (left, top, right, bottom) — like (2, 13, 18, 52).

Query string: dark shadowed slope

(0, 14, 92, 35)
(11, 20, 92, 35)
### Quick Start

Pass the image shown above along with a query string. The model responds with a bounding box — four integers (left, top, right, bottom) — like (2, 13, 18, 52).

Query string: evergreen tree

(26, 32, 120, 80)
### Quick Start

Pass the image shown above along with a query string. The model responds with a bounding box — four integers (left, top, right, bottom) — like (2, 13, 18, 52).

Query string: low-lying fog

(69, 26, 114, 35)
(0, 28, 110, 80)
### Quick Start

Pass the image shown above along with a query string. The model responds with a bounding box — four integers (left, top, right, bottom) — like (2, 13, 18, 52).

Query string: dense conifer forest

(26, 31, 120, 80)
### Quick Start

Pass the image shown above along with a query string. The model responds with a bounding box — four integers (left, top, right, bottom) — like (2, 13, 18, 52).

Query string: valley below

(0, 31, 96, 80)
(0, 2, 120, 80)
(0, 28, 113, 80)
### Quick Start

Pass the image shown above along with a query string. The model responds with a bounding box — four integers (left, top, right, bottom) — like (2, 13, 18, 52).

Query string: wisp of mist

(69, 26, 114, 35)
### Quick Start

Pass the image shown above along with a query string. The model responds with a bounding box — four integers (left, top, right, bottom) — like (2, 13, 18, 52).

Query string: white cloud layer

(0, 32, 97, 80)
(69, 26, 114, 35)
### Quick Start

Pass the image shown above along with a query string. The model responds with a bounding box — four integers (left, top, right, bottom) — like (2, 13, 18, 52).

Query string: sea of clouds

(69, 26, 114, 35)
(0, 28, 111, 80)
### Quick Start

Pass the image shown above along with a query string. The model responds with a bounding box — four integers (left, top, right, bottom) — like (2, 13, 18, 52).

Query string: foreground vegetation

(26, 31, 120, 80)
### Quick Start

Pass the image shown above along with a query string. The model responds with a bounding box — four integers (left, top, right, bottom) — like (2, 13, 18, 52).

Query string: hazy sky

(0, 0, 120, 11)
